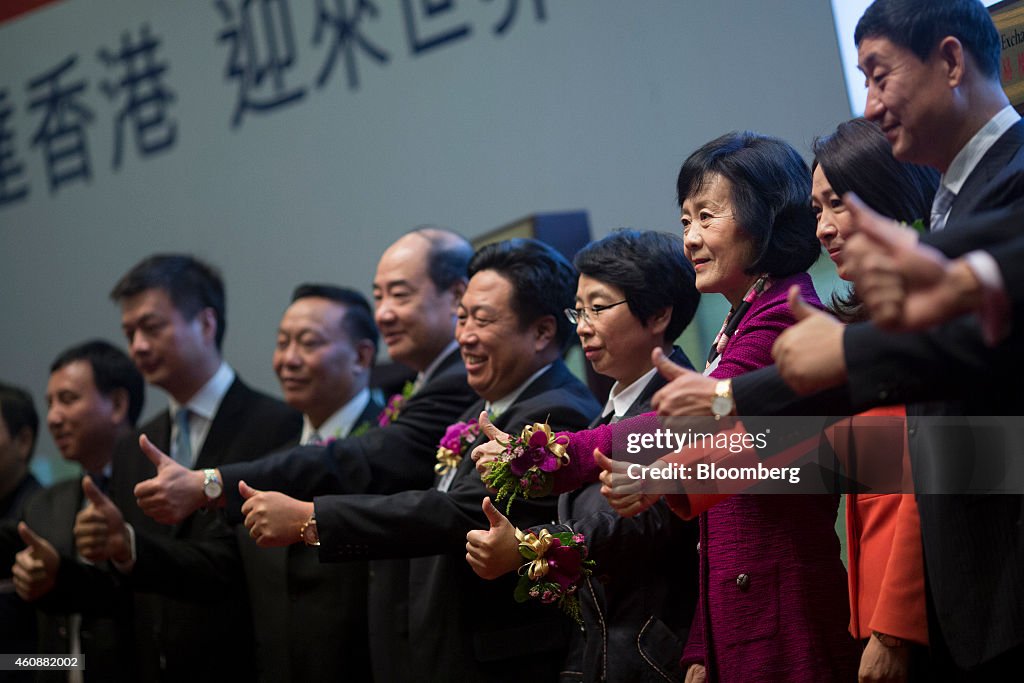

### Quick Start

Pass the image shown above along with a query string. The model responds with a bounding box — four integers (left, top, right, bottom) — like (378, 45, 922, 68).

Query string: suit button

(736, 573, 750, 591)
(879, 389, 890, 401)
(696, 542, 701, 553)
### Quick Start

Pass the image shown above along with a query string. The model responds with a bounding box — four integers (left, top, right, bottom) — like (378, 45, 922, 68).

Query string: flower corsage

(378, 380, 416, 427)
(513, 528, 595, 626)
(434, 420, 481, 475)
(481, 422, 570, 513)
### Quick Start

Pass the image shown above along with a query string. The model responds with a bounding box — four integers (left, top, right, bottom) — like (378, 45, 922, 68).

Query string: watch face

(302, 521, 319, 546)
(204, 480, 223, 499)
(711, 395, 733, 416)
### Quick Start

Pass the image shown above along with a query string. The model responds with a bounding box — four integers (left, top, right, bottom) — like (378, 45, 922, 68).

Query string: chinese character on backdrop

(484, 0, 545, 36)
(98, 25, 178, 170)
(401, 0, 471, 56)
(313, 0, 390, 89)
(26, 56, 95, 193)
(0, 89, 29, 206)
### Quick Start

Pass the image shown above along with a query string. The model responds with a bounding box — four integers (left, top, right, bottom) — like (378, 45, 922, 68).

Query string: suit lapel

(948, 121, 1024, 226)
(195, 379, 247, 469)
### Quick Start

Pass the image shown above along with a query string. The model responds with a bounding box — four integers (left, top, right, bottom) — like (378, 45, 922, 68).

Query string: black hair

(468, 238, 577, 352)
(855, 0, 1000, 79)
(813, 118, 939, 322)
(110, 254, 227, 349)
(0, 381, 38, 459)
(405, 227, 474, 292)
(290, 283, 379, 354)
(50, 340, 146, 427)
(677, 131, 820, 278)
(574, 229, 699, 342)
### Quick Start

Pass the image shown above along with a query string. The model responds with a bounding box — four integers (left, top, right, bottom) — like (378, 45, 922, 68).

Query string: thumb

(139, 434, 173, 470)
(17, 522, 45, 552)
(593, 447, 617, 473)
(844, 191, 897, 245)
(481, 497, 507, 529)
(238, 480, 261, 500)
(787, 286, 816, 321)
(652, 347, 686, 381)
(478, 411, 508, 442)
(82, 475, 112, 508)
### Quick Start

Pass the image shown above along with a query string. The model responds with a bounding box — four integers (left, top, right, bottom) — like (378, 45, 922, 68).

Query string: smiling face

(858, 35, 955, 170)
(574, 274, 665, 388)
(810, 165, 854, 280)
(680, 173, 758, 307)
(46, 360, 123, 472)
(273, 297, 368, 428)
(372, 235, 459, 372)
(456, 269, 550, 403)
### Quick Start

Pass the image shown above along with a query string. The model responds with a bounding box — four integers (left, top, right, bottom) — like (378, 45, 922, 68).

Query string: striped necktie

(929, 185, 956, 232)
(173, 408, 192, 467)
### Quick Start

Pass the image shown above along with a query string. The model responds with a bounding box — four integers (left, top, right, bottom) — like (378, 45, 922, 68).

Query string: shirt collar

(301, 387, 372, 444)
(942, 105, 1021, 195)
(168, 362, 235, 422)
(416, 339, 460, 388)
(602, 366, 658, 419)
(484, 363, 553, 418)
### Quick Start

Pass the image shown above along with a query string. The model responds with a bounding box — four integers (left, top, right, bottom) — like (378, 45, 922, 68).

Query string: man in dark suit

(9, 341, 143, 682)
(131, 229, 477, 681)
(72, 254, 301, 683)
(651, 1, 1023, 677)
(0, 382, 41, 679)
(239, 239, 602, 682)
(239, 283, 382, 683)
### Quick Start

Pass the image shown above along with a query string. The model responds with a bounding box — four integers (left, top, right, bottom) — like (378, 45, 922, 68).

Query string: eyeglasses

(564, 300, 628, 325)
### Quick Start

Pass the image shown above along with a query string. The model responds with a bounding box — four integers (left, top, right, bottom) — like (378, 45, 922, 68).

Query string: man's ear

(354, 339, 376, 372)
(108, 388, 130, 426)
(13, 426, 33, 463)
(198, 307, 219, 347)
(937, 36, 966, 88)
(532, 315, 557, 352)
(447, 280, 468, 314)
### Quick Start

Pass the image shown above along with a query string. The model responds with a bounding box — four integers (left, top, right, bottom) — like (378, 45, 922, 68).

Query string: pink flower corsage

(482, 421, 570, 513)
(514, 528, 594, 626)
(434, 420, 481, 475)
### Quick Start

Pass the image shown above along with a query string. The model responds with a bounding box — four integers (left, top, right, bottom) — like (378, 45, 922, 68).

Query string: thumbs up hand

(650, 348, 720, 416)
(465, 497, 521, 580)
(133, 434, 210, 525)
(11, 523, 59, 601)
(74, 476, 131, 565)
(771, 286, 847, 395)
(471, 412, 511, 486)
(239, 481, 313, 548)
(595, 448, 659, 518)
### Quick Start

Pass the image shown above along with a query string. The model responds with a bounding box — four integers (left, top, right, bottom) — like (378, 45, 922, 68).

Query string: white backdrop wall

(1, 0, 853, 481)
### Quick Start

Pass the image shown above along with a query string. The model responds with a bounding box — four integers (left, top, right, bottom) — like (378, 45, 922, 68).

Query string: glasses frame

(564, 299, 628, 325)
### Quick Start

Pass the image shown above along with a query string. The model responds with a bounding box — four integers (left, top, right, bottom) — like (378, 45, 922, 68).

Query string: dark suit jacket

(315, 360, 601, 682)
(19, 479, 136, 683)
(109, 376, 300, 683)
(237, 395, 381, 683)
(553, 346, 698, 683)
(218, 346, 477, 515)
(731, 120, 1024, 669)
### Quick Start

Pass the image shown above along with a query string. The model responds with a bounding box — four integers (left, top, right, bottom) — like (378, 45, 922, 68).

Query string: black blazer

(552, 346, 698, 683)
(19, 480, 136, 683)
(316, 359, 601, 682)
(218, 346, 477, 517)
(109, 376, 300, 683)
(237, 395, 381, 683)
(732, 121, 1024, 670)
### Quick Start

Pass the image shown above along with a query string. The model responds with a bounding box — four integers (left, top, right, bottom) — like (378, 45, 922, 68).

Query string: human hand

(239, 481, 313, 548)
(859, 633, 909, 682)
(650, 348, 717, 416)
(772, 286, 847, 395)
(74, 476, 131, 564)
(685, 663, 707, 683)
(133, 434, 208, 525)
(471, 411, 510, 486)
(465, 497, 521, 580)
(844, 193, 978, 331)
(11, 523, 59, 601)
(596, 448, 659, 517)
